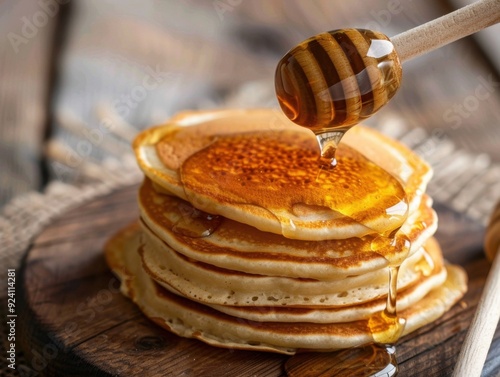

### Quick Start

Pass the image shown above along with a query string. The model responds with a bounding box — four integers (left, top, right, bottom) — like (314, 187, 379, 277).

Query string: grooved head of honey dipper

(275, 28, 402, 134)
(485, 202, 500, 262)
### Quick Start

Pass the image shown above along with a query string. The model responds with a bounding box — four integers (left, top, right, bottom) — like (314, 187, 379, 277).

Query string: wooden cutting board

(18, 184, 500, 376)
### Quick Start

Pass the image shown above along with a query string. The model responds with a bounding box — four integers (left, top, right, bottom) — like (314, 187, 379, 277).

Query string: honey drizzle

(316, 130, 346, 167)
(179, 131, 409, 239)
(368, 265, 406, 345)
(415, 249, 434, 277)
(364, 230, 409, 375)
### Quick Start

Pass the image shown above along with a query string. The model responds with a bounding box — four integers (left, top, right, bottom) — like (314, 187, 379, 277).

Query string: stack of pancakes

(105, 108, 467, 354)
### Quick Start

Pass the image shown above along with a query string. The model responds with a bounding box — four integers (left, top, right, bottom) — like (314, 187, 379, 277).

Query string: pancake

(139, 178, 437, 278)
(133, 109, 432, 240)
(106, 108, 467, 356)
(140, 220, 443, 307)
(207, 263, 447, 323)
(105, 223, 467, 355)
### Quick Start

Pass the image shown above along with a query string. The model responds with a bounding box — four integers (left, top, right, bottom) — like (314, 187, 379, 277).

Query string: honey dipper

(452, 202, 500, 377)
(275, 0, 500, 165)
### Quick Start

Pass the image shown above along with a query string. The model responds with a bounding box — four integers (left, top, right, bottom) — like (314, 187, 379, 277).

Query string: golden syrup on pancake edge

(368, 234, 409, 344)
(415, 249, 434, 277)
(171, 203, 223, 238)
(147, 180, 223, 238)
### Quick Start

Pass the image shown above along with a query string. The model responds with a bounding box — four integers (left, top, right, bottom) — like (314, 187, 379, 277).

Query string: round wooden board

(18, 184, 500, 376)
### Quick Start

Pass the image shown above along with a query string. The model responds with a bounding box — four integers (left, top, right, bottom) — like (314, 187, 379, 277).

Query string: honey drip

(171, 201, 223, 238)
(316, 131, 345, 167)
(415, 250, 434, 277)
(365, 233, 409, 376)
(368, 266, 406, 345)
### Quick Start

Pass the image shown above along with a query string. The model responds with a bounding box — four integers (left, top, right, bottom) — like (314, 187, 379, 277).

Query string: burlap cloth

(0, 166, 142, 376)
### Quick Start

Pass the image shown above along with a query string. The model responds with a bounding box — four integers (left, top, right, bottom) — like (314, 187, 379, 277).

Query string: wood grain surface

(18, 184, 500, 377)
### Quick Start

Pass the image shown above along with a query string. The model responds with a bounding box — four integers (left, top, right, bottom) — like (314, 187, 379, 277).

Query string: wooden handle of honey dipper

(452, 202, 500, 377)
(392, 0, 500, 62)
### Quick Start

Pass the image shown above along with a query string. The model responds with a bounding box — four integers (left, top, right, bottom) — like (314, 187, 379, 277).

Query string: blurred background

(0, 0, 499, 222)
(0, 2, 499, 375)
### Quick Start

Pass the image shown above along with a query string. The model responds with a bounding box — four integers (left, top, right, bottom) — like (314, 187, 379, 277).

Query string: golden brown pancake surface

(179, 130, 408, 237)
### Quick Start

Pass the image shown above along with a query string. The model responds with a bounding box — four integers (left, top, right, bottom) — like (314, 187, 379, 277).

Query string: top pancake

(134, 109, 432, 240)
